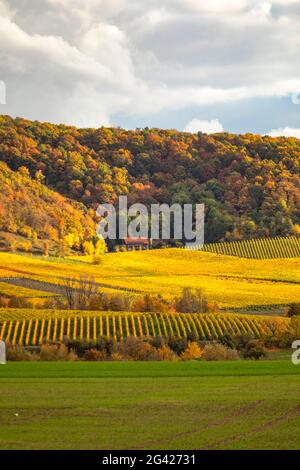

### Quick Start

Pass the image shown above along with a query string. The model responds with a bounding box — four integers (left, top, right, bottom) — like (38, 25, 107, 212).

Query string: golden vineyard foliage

(0, 309, 291, 346)
(0, 248, 299, 308)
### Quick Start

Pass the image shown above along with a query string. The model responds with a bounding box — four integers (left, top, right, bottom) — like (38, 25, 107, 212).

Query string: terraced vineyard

(199, 236, 300, 259)
(0, 309, 290, 345)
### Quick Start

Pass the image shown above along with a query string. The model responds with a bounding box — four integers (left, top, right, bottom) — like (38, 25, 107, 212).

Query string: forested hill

(0, 114, 299, 244)
(0, 161, 94, 252)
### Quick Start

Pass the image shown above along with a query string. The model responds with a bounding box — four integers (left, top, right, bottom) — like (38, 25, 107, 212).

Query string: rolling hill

(0, 249, 299, 310)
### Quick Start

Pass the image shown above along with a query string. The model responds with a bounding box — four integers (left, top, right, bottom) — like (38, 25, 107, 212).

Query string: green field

(0, 360, 299, 450)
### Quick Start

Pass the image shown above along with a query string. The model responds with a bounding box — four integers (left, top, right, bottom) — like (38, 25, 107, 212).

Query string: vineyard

(0, 248, 299, 309)
(199, 236, 300, 259)
(0, 309, 290, 346)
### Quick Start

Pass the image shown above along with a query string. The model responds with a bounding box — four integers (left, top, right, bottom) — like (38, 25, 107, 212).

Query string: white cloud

(178, 0, 254, 14)
(184, 119, 224, 134)
(268, 127, 300, 138)
(80, 23, 135, 86)
(1, 0, 300, 127)
(0, 16, 112, 80)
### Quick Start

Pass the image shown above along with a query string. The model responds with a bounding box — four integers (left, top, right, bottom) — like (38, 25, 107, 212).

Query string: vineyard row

(191, 236, 300, 259)
(0, 312, 289, 346)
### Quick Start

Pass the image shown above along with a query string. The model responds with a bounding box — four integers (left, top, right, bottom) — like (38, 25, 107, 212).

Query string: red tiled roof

(123, 237, 150, 245)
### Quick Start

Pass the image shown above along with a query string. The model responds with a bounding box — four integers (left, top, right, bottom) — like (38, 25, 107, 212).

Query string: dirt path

(0, 276, 142, 295)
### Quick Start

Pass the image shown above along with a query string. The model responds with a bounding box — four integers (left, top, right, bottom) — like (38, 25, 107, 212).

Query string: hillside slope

(0, 115, 299, 243)
(0, 250, 299, 309)
(0, 161, 94, 252)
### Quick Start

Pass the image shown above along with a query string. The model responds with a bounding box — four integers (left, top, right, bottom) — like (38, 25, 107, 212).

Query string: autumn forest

(0, 114, 299, 251)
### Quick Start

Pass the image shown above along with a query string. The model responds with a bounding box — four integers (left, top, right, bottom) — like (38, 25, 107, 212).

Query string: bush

(234, 335, 267, 359)
(156, 345, 178, 361)
(113, 337, 158, 361)
(0, 296, 10, 308)
(202, 343, 239, 361)
(167, 336, 188, 355)
(225, 348, 240, 360)
(6, 344, 38, 361)
(242, 339, 266, 360)
(150, 336, 165, 349)
(40, 343, 77, 361)
(219, 333, 237, 349)
(234, 334, 254, 351)
(65, 337, 115, 357)
(111, 352, 128, 361)
(8, 296, 33, 308)
(181, 342, 203, 361)
(186, 331, 198, 342)
(83, 349, 107, 361)
(287, 303, 300, 317)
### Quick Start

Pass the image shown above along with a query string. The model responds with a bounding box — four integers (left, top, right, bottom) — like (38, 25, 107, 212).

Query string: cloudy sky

(1, 0, 300, 135)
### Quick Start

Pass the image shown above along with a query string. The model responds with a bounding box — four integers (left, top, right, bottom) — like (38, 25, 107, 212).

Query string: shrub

(0, 296, 10, 308)
(111, 352, 128, 361)
(8, 296, 33, 308)
(181, 342, 203, 361)
(156, 345, 178, 361)
(167, 336, 188, 355)
(234, 334, 254, 351)
(202, 343, 239, 361)
(242, 339, 266, 360)
(6, 344, 38, 361)
(113, 337, 158, 361)
(225, 348, 240, 360)
(150, 336, 165, 349)
(40, 343, 77, 361)
(186, 331, 198, 342)
(65, 337, 115, 357)
(219, 333, 237, 349)
(83, 349, 107, 361)
(287, 303, 300, 318)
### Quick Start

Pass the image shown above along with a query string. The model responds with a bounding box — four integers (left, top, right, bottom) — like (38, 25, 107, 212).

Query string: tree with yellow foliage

(181, 342, 203, 361)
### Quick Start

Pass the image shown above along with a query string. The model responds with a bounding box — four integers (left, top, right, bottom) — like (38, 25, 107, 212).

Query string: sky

(1, 0, 300, 136)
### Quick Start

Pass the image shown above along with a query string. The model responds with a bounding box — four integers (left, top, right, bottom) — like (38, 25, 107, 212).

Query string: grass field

(0, 249, 300, 309)
(0, 360, 299, 450)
